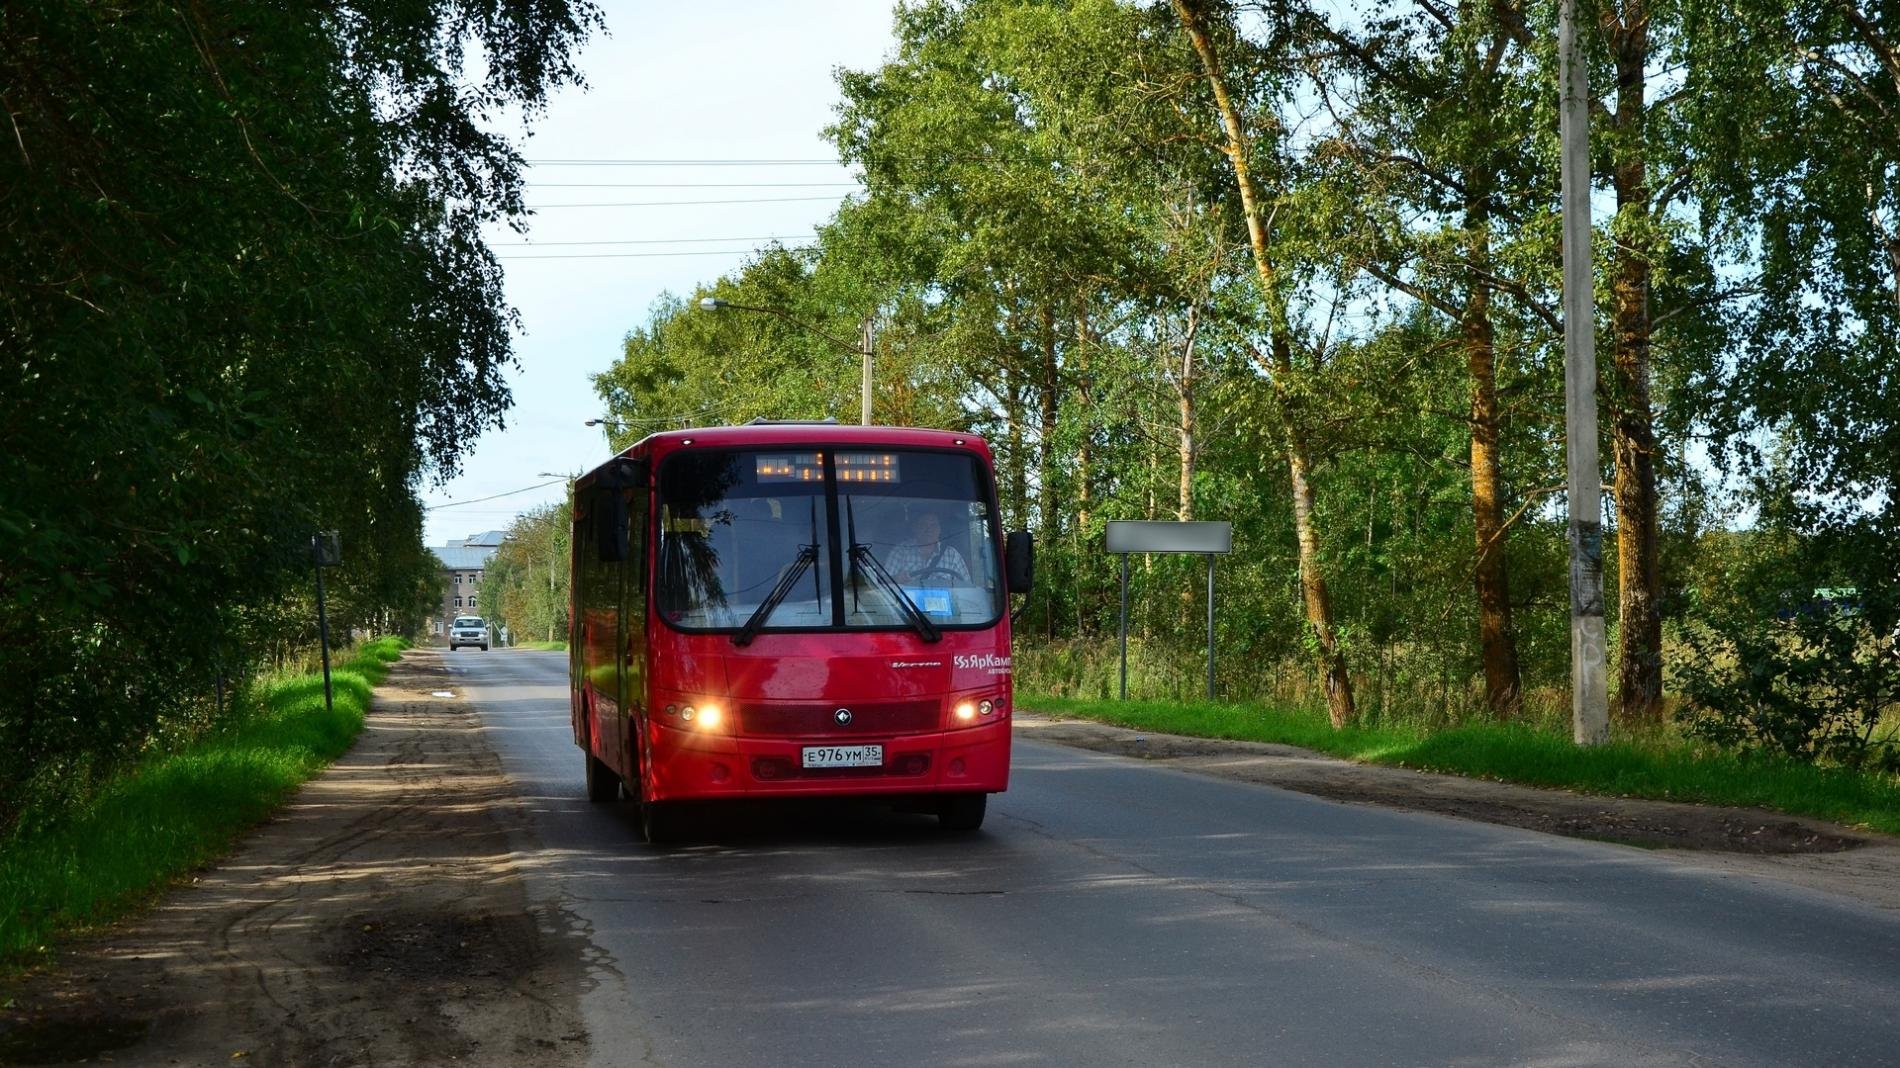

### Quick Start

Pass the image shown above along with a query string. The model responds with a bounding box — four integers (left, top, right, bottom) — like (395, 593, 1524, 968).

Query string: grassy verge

(511, 640, 567, 652)
(1023, 693, 1900, 837)
(0, 638, 407, 970)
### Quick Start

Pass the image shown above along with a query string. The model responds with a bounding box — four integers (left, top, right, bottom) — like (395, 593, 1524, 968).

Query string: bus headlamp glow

(954, 701, 978, 722)
(681, 703, 722, 730)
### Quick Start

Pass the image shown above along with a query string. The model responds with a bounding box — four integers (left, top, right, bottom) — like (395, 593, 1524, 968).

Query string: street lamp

(583, 418, 626, 430)
(697, 297, 876, 425)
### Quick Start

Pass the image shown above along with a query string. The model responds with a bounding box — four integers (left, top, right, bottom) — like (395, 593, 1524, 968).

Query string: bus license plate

(801, 744, 884, 769)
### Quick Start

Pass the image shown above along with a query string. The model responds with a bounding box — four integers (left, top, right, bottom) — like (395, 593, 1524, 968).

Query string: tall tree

(1602, 0, 1667, 722)
(0, 0, 598, 825)
(1299, 0, 1555, 716)
(1172, 0, 1357, 725)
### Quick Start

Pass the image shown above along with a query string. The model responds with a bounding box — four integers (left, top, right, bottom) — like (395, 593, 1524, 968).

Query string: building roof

(428, 530, 509, 571)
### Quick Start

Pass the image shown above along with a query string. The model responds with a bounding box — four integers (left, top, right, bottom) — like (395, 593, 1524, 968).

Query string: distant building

(428, 530, 505, 642)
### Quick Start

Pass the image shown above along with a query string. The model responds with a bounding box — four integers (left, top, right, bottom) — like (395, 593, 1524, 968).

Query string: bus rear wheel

(937, 793, 987, 832)
(584, 750, 620, 803)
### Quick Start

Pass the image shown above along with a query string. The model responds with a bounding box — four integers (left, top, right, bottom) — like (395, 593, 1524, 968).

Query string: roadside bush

(0, 3, 596, 836)
(1676, 557, 1899, 770)
(0, 638, 406, 968)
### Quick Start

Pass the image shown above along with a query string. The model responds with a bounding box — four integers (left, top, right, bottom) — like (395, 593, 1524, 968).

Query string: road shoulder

(1016, 713, 1900, 911)
(0, 649, 591, 1066)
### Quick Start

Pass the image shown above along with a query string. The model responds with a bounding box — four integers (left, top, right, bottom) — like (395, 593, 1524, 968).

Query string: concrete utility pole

(1559, 0, 1609, 745)
(860, 314, 875, 426)
(697, 298, 876, 424)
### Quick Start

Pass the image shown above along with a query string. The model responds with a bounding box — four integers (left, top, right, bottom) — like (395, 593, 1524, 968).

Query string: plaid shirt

(884, 539, 970, 583)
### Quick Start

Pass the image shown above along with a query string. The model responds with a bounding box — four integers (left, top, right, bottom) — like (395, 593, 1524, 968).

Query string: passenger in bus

(886, 510, 969, 585)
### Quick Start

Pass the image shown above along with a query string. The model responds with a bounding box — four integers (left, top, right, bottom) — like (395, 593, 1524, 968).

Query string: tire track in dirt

(0, 650, 594, 1067)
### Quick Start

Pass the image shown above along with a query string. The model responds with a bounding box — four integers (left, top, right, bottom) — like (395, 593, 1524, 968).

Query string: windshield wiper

(732, 545, 817, 647)
(846, 495, 940, 644)
(733, 498, 825, 648)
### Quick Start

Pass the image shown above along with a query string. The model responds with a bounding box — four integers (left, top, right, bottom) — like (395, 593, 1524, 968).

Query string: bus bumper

(644, 717, 1011, 801)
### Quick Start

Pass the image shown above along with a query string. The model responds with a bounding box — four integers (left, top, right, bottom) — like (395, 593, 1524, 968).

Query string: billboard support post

(1119, 554, 1130, 701)
(1106, 521, 1233, 703)
(1206, 553, 1216, 701)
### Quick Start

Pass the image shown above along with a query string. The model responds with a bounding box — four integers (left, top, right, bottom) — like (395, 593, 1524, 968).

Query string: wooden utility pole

(1559, 0, 1609, 745)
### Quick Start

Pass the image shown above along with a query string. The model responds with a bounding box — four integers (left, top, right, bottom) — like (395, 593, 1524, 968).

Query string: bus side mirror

(596, 493, 628, 563)
(1005, 531, 1034, 594)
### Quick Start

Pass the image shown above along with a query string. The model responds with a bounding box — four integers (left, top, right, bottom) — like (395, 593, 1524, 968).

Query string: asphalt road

(444, 648, 1900, 1068)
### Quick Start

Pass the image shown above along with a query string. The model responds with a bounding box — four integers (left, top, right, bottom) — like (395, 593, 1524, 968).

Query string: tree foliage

(479, 503, 573, 646)
(0, 0, 598, 828)
(590, 0, 1900, 763)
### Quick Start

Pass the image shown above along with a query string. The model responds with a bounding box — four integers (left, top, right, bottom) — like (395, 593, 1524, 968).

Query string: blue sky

(422, 0, 895, 546)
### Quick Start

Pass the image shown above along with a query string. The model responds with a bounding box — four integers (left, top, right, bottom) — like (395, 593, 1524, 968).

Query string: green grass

(1023, 693, 1900, 837)
(0, 638, 408, 971)
(511, 640, 568, 652)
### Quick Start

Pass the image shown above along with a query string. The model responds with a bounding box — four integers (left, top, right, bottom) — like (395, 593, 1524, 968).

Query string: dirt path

(1016, 713, 1900, 911)
(0, 650, 590, 1067)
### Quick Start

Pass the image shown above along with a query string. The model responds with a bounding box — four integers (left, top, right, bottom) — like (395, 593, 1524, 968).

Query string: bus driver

(886, 510, 970, 585)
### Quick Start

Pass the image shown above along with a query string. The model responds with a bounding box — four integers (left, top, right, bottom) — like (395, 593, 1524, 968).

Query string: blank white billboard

(1105, 520, 1232, 554)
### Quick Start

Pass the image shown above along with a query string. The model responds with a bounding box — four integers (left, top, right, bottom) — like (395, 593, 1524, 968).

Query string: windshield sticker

(890, 660, 942, 669)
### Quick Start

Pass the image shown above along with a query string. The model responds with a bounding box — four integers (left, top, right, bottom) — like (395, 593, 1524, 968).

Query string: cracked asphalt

(452, 648, 1900, 1068)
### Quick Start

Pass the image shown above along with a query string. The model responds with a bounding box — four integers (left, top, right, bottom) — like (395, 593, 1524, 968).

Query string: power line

(608, 399, 755, 427)
(522, 157, 1057, 167)
(492, 234, 815, 247)
(527, 158, 850, 166)
(526, 182, 857, 189)
(426, 479, 567, 510)
(528, 195, 844, 208)
(496, 247, 816, 261)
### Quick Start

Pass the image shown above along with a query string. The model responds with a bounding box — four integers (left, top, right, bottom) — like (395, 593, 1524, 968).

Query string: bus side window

(595, 490, 628, 563)
(624, 486, 648, 704)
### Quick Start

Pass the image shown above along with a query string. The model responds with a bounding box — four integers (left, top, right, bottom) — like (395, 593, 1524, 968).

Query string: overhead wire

(496, 247, 816, 260)
(527, 195, 844, 208)
(426, 479, 568, 510)
(526, 158, 852, 166)
(526, 182, 857, 189)
(491, 234, 815, 247)
(521, 157, 1061, 166)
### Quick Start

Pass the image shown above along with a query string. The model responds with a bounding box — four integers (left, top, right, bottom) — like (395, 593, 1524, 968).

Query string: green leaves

(0, 0, 598, 829)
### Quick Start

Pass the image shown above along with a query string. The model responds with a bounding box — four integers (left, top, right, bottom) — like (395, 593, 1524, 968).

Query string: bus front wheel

(641, 801, 686, 845)
(584, 749, 620, 803)
(937, 793, 987, 833)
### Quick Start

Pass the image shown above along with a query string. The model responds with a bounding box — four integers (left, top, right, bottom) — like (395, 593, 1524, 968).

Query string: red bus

(569, 422, 1033, 842)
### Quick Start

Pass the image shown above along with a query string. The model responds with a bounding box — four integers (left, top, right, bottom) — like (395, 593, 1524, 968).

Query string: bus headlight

(954, 700, 978, 722)
(679, 703, 723, 731)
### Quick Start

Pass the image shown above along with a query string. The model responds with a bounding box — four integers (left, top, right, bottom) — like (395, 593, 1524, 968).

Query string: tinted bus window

(658, 449, 834, 631)
(656, 447, 1001, 633)
(836, 450, 1001, 628)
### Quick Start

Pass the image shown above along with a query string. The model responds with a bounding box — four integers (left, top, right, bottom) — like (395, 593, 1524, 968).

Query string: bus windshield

(657, 447, 1002, 633)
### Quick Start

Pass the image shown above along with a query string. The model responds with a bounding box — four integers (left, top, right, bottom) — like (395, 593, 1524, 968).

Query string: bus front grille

(736, 700, 938, 738)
